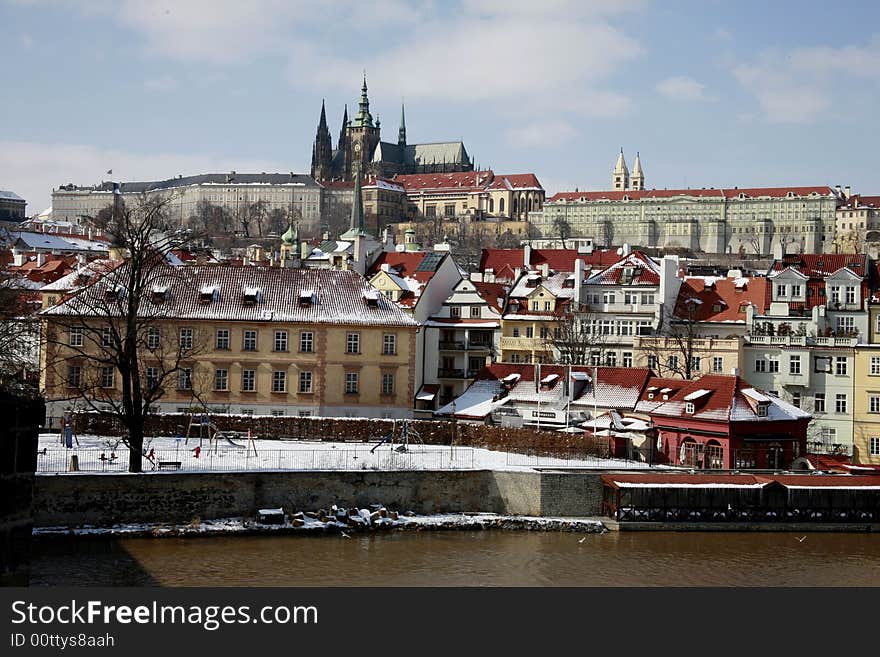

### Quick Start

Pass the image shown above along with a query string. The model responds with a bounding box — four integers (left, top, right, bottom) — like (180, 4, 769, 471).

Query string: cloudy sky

(2, 0, 879, 213)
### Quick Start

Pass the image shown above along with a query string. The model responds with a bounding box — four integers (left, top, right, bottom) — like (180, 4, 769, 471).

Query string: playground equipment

(370, 419, 421, 454)
(185, 411, 258, 456)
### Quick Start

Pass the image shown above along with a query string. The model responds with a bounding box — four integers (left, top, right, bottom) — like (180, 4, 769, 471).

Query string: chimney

(574, 258, 585, 307)
(539, 262, 549, 278)
(835, 185, 842, 196)
(772, 241, 783, 260)
(13, 253, 25, 267)
(523, 243, 532, 268)
(730, 367, 740, 377)
(844, 185, 852, 199)
(36, 252, 46, 267)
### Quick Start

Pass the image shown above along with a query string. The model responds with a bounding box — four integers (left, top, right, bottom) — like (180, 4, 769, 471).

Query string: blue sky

(2, 0, 879, 213)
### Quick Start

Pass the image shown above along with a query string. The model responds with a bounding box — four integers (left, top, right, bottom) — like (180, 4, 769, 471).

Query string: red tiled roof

(394, 170, 494, 192)
(676, 276, 770, 322)
(471, 281, 508, 313)
(485, 173, 543, 190)
(475, 363, 652, 389)
(548, 186, 835, 204)
(601, 472, 880, 488)
(769, 253, 868, 278)
(479, 248, 619, 280)
(585, 251, 660, 286)
(366, 251, 440, 285)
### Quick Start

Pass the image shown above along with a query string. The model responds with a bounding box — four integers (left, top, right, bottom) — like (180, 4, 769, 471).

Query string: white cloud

(655, 76, 715, 102)
(512, 120, 577, 148)
(732, 36, 880, 124)
(0, 141, 291, 215)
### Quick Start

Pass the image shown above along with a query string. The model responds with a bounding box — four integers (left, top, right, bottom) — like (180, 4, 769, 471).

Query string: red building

(636, 374, 811, 469)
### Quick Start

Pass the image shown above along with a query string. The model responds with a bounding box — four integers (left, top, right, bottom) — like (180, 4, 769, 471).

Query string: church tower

(345, 75, 381, 180)
(612, 148, 629, 191)
(398, 102, 407, 147)
(310, 100, 333, 181)
(338, 104, 349, 151)
(630, 152, 644, 191)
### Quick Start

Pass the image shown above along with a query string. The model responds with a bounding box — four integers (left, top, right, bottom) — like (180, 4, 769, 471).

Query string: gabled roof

(43, 264, 418, 327)
(485, 173, 543, 191)
(375, 141, 470, 169)
(676, 276, 770, 322)
(436, 364, 653, 418)
(638, 374, 810, 423)
(768, 253, 868, 279)
(393, 170, 493, 192)
(471, 281, 508, 313)
(584, 251, 660, 286)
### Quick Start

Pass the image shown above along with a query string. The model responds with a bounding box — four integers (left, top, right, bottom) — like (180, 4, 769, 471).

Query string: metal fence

(35, 446, 476, 474)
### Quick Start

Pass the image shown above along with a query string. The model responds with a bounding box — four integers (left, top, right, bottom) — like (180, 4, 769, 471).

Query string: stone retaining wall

(33, 470, 607, 527)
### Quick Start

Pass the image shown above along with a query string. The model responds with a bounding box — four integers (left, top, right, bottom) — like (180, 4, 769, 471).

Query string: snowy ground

(36, 432, 653, 474)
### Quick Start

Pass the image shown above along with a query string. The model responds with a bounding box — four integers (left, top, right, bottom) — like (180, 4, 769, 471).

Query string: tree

(0, 270, 40, 393)
(552, 216, 572, 249)
(41, 195, 203, 472)
(637, 297, 702, 379)
(542, 306, 609, 366)
(189, 200, 232, 235)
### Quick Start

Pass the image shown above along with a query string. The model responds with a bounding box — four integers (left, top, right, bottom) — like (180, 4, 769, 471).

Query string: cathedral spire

(352, 74, 373, 128)
(631, 151, 644, 191)
(341, 163, 370, 239)
(338, 104, 349, 151)
(398, 101, 407, 147)
(311, 99, 333, 180)
(612, 147, 629, 191)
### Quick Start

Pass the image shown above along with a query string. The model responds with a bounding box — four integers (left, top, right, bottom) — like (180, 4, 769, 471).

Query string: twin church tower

(310, 76, 474, 181)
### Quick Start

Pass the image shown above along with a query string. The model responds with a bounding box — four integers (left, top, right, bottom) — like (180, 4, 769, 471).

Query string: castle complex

(310, 76, 474, 181)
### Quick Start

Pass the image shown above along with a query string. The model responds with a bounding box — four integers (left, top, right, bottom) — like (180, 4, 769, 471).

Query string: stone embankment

(33, 503, 607, 539)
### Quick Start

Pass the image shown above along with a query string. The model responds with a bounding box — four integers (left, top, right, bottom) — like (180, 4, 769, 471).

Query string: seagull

(796, 536, 806, 543)
(578, 536, 587, 544)
(340, 531, 351, 538)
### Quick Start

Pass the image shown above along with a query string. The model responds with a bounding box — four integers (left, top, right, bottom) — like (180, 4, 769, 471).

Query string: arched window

(489, 198, 494, 213)
(500, 198, 505, 213)
(513, 198, 518, 214)
(528, 197, 533, 212)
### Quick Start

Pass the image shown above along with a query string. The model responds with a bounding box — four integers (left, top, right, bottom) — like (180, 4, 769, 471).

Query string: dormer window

(364, 290, 379, 307)
(200, 285, 219, 304)
(299, 290, 314, 307)
(685, 402, 695, 414)
(150, 285, 168, 304)
(103, 285, 123, 302)
(756, 402, 769, 417)
(243, 286, 262, 305)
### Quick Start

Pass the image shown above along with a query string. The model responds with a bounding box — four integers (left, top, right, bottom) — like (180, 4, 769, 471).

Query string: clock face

(354, 142, 361, 153)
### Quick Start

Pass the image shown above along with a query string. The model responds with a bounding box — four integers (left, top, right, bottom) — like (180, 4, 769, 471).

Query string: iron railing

(35, 447, 477, 474)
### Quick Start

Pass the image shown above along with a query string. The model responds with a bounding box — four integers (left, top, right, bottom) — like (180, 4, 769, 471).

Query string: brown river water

(30, 530, 880, 586)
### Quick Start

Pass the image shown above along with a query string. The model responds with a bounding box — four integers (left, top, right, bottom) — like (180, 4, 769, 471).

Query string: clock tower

(344, 75, 381, 180)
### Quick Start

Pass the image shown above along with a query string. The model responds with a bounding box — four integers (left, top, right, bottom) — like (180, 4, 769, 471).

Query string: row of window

(67, 366, 396, 396)
(754, 354, 848, 375)
(72, 327, 398, 355)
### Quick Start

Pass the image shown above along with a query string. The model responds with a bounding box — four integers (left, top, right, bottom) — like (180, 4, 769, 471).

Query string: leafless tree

(637, 298, 702, 379)
(41, 195, 204, 472)
(0, 271, 40, 393)
(189, 200, 232, 235)
(541, 307, 609, 365)
(552, 216, 572, 249)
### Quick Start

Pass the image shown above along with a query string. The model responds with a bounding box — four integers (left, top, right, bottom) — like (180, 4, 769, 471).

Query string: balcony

(439, 341, 465, 351)
(745, 335, 807, 346)
(807, 440, 853, 457)
(466, 341, 493, 352)
(437, 368, 480, 379)
(813, 336, 859, 347)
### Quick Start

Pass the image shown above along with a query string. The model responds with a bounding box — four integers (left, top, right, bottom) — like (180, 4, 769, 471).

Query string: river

(30, 531, 880, 586)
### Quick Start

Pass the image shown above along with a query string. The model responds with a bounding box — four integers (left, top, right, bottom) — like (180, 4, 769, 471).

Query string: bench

(157, 461, 182, 471)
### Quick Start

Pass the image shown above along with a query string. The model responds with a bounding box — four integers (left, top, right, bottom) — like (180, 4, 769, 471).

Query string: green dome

(281, 222, 298, 245)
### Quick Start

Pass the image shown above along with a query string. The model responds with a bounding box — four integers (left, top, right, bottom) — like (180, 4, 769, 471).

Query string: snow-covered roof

(42, 265, 418, 327)
(683, 389, 711, 402)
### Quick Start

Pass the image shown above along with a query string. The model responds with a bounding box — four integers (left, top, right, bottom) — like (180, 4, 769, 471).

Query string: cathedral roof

(373, 141, 470, 168)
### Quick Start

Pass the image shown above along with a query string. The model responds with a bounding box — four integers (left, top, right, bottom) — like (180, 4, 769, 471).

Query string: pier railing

(35, 446, 477, 474)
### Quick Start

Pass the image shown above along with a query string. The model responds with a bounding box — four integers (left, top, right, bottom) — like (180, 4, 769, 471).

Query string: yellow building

(632, 336, 743, 379)
(852, 343, 880, 464)
(40, 265, 418, 426)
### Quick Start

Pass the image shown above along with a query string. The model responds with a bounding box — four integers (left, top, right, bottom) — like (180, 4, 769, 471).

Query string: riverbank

(33, 513, 608, 540)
